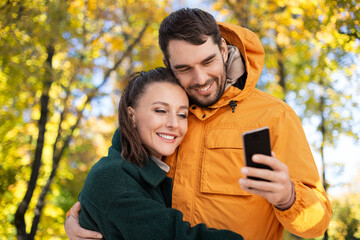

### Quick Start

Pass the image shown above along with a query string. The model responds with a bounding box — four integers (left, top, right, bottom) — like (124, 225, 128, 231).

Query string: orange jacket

(165, 22, 332, 240)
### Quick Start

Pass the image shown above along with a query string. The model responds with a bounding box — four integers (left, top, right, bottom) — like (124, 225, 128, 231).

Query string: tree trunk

(14, 20, 149, 239)
(29, 159, 59, 239)
(14, 45, 54, 240)
(276, 44, 286, 100)
(29, 113, 81, 239)
(319, 81, 328, 240)
(225, 0, 249, 28)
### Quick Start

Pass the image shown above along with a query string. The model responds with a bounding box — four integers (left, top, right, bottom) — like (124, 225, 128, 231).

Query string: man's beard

(188, 66, 227, 108)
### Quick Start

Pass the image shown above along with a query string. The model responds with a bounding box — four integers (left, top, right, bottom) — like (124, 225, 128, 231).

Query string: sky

(317, 136, 360, 197)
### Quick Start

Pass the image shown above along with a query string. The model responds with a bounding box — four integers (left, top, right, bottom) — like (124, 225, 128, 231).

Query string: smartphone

(242, 127, 272, 181)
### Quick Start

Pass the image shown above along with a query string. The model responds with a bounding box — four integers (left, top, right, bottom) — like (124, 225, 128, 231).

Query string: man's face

(166, 37, 228, 107)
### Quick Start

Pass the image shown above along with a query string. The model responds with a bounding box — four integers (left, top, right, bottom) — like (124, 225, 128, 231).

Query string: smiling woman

(117, 68, 188, 165)
(127, 81, 189, 159)
(73, 67, 244, 240)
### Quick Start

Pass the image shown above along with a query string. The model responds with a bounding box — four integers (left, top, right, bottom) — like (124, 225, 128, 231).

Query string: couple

(65, 8, 332, 240)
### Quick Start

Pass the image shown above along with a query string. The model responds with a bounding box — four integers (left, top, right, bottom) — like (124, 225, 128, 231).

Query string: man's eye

(204, 60, 213, 65)
(178, 68, 190, 73)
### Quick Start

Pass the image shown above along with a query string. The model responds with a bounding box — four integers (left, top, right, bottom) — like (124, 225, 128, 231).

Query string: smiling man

(167, 37, 228, 107)
(65, 8, 332, 240)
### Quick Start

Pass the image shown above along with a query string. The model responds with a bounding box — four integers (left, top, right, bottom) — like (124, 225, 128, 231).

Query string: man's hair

(118, 67, 179, 166)
(159, 8, 222, 65)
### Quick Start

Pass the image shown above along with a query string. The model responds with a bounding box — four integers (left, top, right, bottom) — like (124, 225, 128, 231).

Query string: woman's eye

(178, 113, 188, 119)
(155, 109, 166, 114)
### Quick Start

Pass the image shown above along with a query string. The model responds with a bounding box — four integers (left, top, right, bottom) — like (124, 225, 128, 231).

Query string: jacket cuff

(275, 180, 295, 210)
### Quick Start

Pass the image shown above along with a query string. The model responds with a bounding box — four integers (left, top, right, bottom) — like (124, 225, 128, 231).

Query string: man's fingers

(240, 152, 293, 206)
(252, 154, 285, 172)
(239, 177, 274, 192)
(65, 215, 103, 240)
(244, 168, 274, 182)
(66, 202, 103, 240)
(78, 227, 103, 239)
(71, 201, 81, 218)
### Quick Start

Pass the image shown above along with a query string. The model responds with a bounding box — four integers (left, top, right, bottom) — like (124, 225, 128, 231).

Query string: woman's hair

(158, 8, 222, 65)
(118, 67, 180, 166)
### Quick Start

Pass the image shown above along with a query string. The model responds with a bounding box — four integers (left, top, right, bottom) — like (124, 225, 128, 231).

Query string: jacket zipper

(229, 100, 237, 113)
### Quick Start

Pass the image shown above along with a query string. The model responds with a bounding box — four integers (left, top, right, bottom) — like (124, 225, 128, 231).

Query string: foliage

(1, 0, 359, 239)
(210, 0, 360, 239)
(211, 1, 360, 139)
(329, 193, 360, 240)
(0, 0, 170, 239)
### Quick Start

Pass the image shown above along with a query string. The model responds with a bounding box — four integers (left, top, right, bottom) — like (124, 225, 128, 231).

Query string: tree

(210, 0, 360, 239)
(330, 192, 360, 240)
(0, 0, 170, 238)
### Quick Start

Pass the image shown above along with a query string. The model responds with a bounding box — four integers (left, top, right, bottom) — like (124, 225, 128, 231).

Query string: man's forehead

(167, 37, 220, 66)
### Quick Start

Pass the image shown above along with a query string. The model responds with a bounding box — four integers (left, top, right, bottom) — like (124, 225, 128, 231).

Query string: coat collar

(111, 129, 167, 188)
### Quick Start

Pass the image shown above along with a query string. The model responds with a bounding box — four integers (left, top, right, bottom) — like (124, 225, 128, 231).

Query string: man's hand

(239, 152, 294, 208)
(64, 202, 103, 240)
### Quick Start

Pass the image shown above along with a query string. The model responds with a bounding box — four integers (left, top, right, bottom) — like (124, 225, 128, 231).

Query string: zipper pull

(229, 100, 237, 113)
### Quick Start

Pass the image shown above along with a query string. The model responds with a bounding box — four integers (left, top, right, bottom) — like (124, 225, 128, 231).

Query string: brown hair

(158, 8, 222, 65)
(118, 67, 180, 166)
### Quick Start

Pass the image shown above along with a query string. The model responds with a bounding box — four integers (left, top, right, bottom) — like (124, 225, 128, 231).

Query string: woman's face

(128, 82, 189, 159)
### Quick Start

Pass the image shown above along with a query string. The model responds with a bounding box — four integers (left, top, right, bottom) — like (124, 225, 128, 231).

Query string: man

(65, 8, 332, 240)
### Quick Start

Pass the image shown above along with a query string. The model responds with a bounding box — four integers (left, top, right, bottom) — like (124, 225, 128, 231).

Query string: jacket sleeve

(94, 191, 244, 240)
(271, 108, 332, 238)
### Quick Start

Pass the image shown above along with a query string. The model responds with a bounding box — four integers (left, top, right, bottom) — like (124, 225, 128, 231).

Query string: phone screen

(242, 127, 272, 181)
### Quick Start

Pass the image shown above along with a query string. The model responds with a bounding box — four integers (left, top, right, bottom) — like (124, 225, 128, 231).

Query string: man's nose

(192, 66, 207, 85)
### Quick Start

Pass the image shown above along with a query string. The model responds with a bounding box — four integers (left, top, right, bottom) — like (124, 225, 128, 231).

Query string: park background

(0, 0, 359, 239)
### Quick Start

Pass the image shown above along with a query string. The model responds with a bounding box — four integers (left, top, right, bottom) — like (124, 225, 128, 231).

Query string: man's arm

(239, 109, 332, 238)
(65, 202, 103, 240)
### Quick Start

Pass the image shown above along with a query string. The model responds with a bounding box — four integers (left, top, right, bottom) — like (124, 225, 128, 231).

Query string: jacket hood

(190, 22, 265, 120)
(218, 22, 265, 99)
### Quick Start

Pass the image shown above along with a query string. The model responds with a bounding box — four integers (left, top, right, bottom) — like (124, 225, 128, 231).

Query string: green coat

(78, 129, 244, 240)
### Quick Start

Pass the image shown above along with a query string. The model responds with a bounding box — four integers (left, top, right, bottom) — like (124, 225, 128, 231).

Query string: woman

(76, 68, 244, 239)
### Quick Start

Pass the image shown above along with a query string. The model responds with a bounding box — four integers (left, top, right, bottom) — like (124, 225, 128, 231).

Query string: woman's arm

(76, 189, 244, 240)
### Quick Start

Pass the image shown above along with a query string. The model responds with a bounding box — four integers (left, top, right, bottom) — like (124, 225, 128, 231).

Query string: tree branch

(339, 29, 360, 40)
(28, 21, 150, 239)
(15, 44, 54, 240)
(98, 22, 150, 91)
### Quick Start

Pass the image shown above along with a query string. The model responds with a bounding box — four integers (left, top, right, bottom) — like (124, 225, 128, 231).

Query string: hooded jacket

(78, 129, 244, 240)
(164, 22, 332, 240)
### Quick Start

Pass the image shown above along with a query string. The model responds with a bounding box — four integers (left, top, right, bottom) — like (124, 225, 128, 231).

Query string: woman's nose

(166, 114, 179, 129)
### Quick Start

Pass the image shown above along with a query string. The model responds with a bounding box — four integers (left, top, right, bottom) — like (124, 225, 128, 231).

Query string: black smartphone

(242, 127, 272, 181)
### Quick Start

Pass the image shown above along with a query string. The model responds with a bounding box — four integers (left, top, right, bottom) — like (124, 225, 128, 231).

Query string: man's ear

(127, 107, 136, 127)
(163, 57, 169, 68)
(220, 38, 228, 62)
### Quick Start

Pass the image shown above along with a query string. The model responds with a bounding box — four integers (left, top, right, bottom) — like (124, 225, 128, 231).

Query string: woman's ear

(127, 107, 136, 128)
(220, 38, 228, 62)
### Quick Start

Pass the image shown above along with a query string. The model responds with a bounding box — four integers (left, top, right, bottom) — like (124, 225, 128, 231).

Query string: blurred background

(0, 0, 359, 239)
